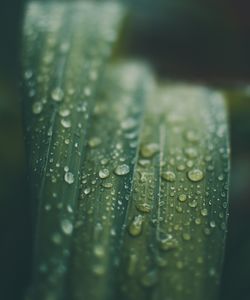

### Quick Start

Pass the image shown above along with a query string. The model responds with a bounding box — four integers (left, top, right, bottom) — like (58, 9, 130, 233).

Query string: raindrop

(61, 219, 73, 235)
(64, 172, 74, 184)
(88, 137, 101, 148)
(140, 143, 159, 158)
(136, 202, 152, 213)
(178, 194, 187, 202)
(128, 215, 143, 237)
(32, 102, 43, 114)
(159, 234, 178, 251)
(161, 171, 176, 182)
(99, 169, 110, 179)
(61, 119, 71, 128)
(51, 87, 64, 102)
(188, 169, 204, 182)
(114, 164, 130, 176)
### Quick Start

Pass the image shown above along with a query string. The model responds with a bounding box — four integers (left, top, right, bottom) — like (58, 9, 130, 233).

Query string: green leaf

(118, 84, 230, 300)
(21, 2, 126, 299)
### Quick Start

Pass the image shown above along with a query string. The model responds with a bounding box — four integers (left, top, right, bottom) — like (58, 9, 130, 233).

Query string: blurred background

(0, 0, 250, 299)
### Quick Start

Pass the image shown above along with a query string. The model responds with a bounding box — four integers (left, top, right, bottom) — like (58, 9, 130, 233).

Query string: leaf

(69, 62, 154, 300)
(118, 84, 230, 300)
(21, 1, 126, 299)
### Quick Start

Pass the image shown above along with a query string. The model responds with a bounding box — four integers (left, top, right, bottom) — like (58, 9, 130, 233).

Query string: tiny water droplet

(182, 233, 191, 241)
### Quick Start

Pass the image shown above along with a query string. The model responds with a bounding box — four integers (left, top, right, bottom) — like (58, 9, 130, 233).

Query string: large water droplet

(114, 164, 130, 176)
(128, 215, 143, 236)
(161, 171, 176, 182)
(140, 143, 159, 158)
(188, 169, 204, 182)
(64, 172, 74, 184)
(61, 219, 73, 235)
(32, 102, 43, 114)
(51, 87, 64, 102)
(99, 169, 110, 179)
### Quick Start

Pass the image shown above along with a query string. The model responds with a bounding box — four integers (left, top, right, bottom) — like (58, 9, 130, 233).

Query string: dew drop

(59, 108, 70, 117)
(178, 194, 187, 202)
(99, 169, 110, 179)
(64, 172, 74, 184)
(201, 208, 208, 216)
(136, 202, 152, 213)
(61, 119, 71, 128)
(32, 102, 43, 114)
(114, 164, 130, 176)
(159, 234, 178, 251)
(161, 171, 176, 182)
(140, 143, 159, 158)
(61, 219, 73, 235)
(188, 169, 204, 182)
(88, 137, 101, 148)
(182, 233, 191, 241)
(128, 215, 143, 237)
(51, 87, 64, 102)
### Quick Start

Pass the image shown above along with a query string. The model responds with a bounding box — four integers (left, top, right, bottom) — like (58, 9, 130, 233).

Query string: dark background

(1, 0, 250, 299)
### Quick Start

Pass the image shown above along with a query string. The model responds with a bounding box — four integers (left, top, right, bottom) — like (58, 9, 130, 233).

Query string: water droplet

(210, 220, 216, 228)
(101, 182, 113, 189)
(185, 147, 198, 158)
(178, 194, 187, 202)
(136, 203, 152, 213)
(92, 264, 105, 276)
(182, 233, 191, 241)
(121, 118, 137, 130)
(114, 164, 130, 176)
(84, 187, 91, 195)
(159, 234, 178, 251)
(188, 169, 204, 182)
(128, 215, 143, 237)
(188, 200, 198, 208)
(141, 270, 158, 287)
(61, 219, 73, 235)
(51, 87, 64, 102)
(32, 102, 43, 114)
(201, 208, 208, 216)
(88, 137, 101, 148)
(99, 169, 110, 179)
(185, 130, 199, 143)
(64, 172, 74, 184)
(59, 108, 70, 117)
(93, 244, 105, 258)
(140, 143, 159, 158)
(161, 171, 176, 182)
(51, 233, 62, 244)
(61, 119, 71, 128)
